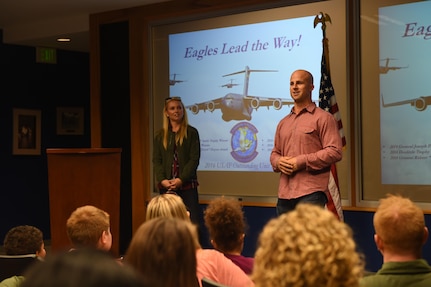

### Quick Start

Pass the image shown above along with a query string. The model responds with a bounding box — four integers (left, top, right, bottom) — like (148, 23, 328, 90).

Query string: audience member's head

(252, 204, 364, 287)
(3, 225, 46, 258)
(145, 194, 253, 287)
(125, 217, 199, 287)
(204, 196, 246, 253)
(66, 205, 112, 251)
(20, 249, 145, 287)
(373, 193, 427, 259)
(146, 194, 200, 249)
(146, 193, 190, 221)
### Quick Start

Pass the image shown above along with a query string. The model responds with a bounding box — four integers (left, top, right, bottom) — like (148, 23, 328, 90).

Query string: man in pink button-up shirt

(270, 69, 342, 215)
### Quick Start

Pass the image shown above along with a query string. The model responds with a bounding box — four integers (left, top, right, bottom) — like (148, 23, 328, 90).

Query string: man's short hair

(66, 205, 110, 248)
(3, 225, 44, 255)
(374, 194, 425, 252)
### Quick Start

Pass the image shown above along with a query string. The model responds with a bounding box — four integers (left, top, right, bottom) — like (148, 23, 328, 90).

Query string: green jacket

(360, 259, 431, 287)
(0, 276, 25, 287)
(153, 125, 200, 185)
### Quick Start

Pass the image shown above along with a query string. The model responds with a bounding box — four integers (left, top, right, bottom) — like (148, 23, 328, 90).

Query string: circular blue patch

(230, 122, 258, 163)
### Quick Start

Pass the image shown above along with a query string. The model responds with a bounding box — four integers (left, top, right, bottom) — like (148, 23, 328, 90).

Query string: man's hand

(277, 156, 298, 175)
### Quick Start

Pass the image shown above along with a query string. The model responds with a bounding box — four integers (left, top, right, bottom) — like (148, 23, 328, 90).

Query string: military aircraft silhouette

(380, 58, 408, 74)
(381, 94, 431, 111)
(185, 66, 294, 121)
(221, 79, 239, 88)
(169, 74, 185, 86)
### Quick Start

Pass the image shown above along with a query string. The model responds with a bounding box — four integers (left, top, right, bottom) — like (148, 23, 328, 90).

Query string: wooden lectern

(46, 148, 122, 256)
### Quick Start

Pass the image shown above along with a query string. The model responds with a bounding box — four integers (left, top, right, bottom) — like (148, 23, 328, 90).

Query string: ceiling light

(57, 38, 71, 42)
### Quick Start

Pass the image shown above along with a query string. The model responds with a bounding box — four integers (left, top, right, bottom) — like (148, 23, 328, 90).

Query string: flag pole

(314, 11, 345, 147)
(314, 12, 345, 221)
(314, 12, 332, 75)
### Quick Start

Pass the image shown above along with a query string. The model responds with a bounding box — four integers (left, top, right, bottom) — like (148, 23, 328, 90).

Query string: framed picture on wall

(56, 107, 84, 135)
(13, 108, 41, 155)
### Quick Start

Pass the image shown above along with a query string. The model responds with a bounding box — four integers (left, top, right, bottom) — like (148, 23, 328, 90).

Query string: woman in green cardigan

(152, 97, 202, 236)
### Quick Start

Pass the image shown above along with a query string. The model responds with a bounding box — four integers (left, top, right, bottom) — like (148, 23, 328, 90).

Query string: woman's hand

(162, 178, 182, 191)
(169, 178, 183, 190)
(161, 179, 173, 189)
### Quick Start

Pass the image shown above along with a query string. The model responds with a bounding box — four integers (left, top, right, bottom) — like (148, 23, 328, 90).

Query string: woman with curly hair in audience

(204, 196, 254, 274)
(252, 204, 364, 287)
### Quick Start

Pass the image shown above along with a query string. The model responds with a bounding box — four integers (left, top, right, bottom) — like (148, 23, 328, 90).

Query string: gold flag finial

(313, 12, 331, 32)
(314, 12, 332, 73)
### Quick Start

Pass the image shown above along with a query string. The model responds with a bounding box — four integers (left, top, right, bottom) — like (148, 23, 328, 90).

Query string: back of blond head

(374, 194, 425, 252)
(145, 194, 201, 249)
(252, 204, 363, 287)
(146, 194, 190, 221)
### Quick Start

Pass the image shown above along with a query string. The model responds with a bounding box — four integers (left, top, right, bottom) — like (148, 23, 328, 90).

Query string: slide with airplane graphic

(186, 66, 294, 121)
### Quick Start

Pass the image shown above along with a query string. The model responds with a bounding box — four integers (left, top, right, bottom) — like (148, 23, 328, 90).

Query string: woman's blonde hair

(146, 194, 190, 221)
(146, 194, 201, 249)
(162, 98, 189, 149)
(252, 204, 364, 287)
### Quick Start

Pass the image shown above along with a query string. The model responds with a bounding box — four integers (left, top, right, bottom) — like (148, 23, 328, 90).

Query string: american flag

(319, 42, 345, 221)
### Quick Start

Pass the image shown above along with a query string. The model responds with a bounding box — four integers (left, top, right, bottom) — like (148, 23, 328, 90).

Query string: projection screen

(151, 0, 347, 202)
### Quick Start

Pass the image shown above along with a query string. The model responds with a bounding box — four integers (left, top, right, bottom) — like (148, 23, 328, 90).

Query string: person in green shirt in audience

(360, 194, 431, 287)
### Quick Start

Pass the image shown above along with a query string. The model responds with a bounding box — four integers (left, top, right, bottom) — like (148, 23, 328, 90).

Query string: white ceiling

(0, 0, 168, 52)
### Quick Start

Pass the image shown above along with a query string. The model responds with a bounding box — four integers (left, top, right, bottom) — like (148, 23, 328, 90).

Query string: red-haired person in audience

(66, 205, 112, 252)
(360, 194, 431, 287)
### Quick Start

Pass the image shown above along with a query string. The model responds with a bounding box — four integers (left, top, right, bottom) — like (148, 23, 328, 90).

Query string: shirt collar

(290, 102, 316, 115)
